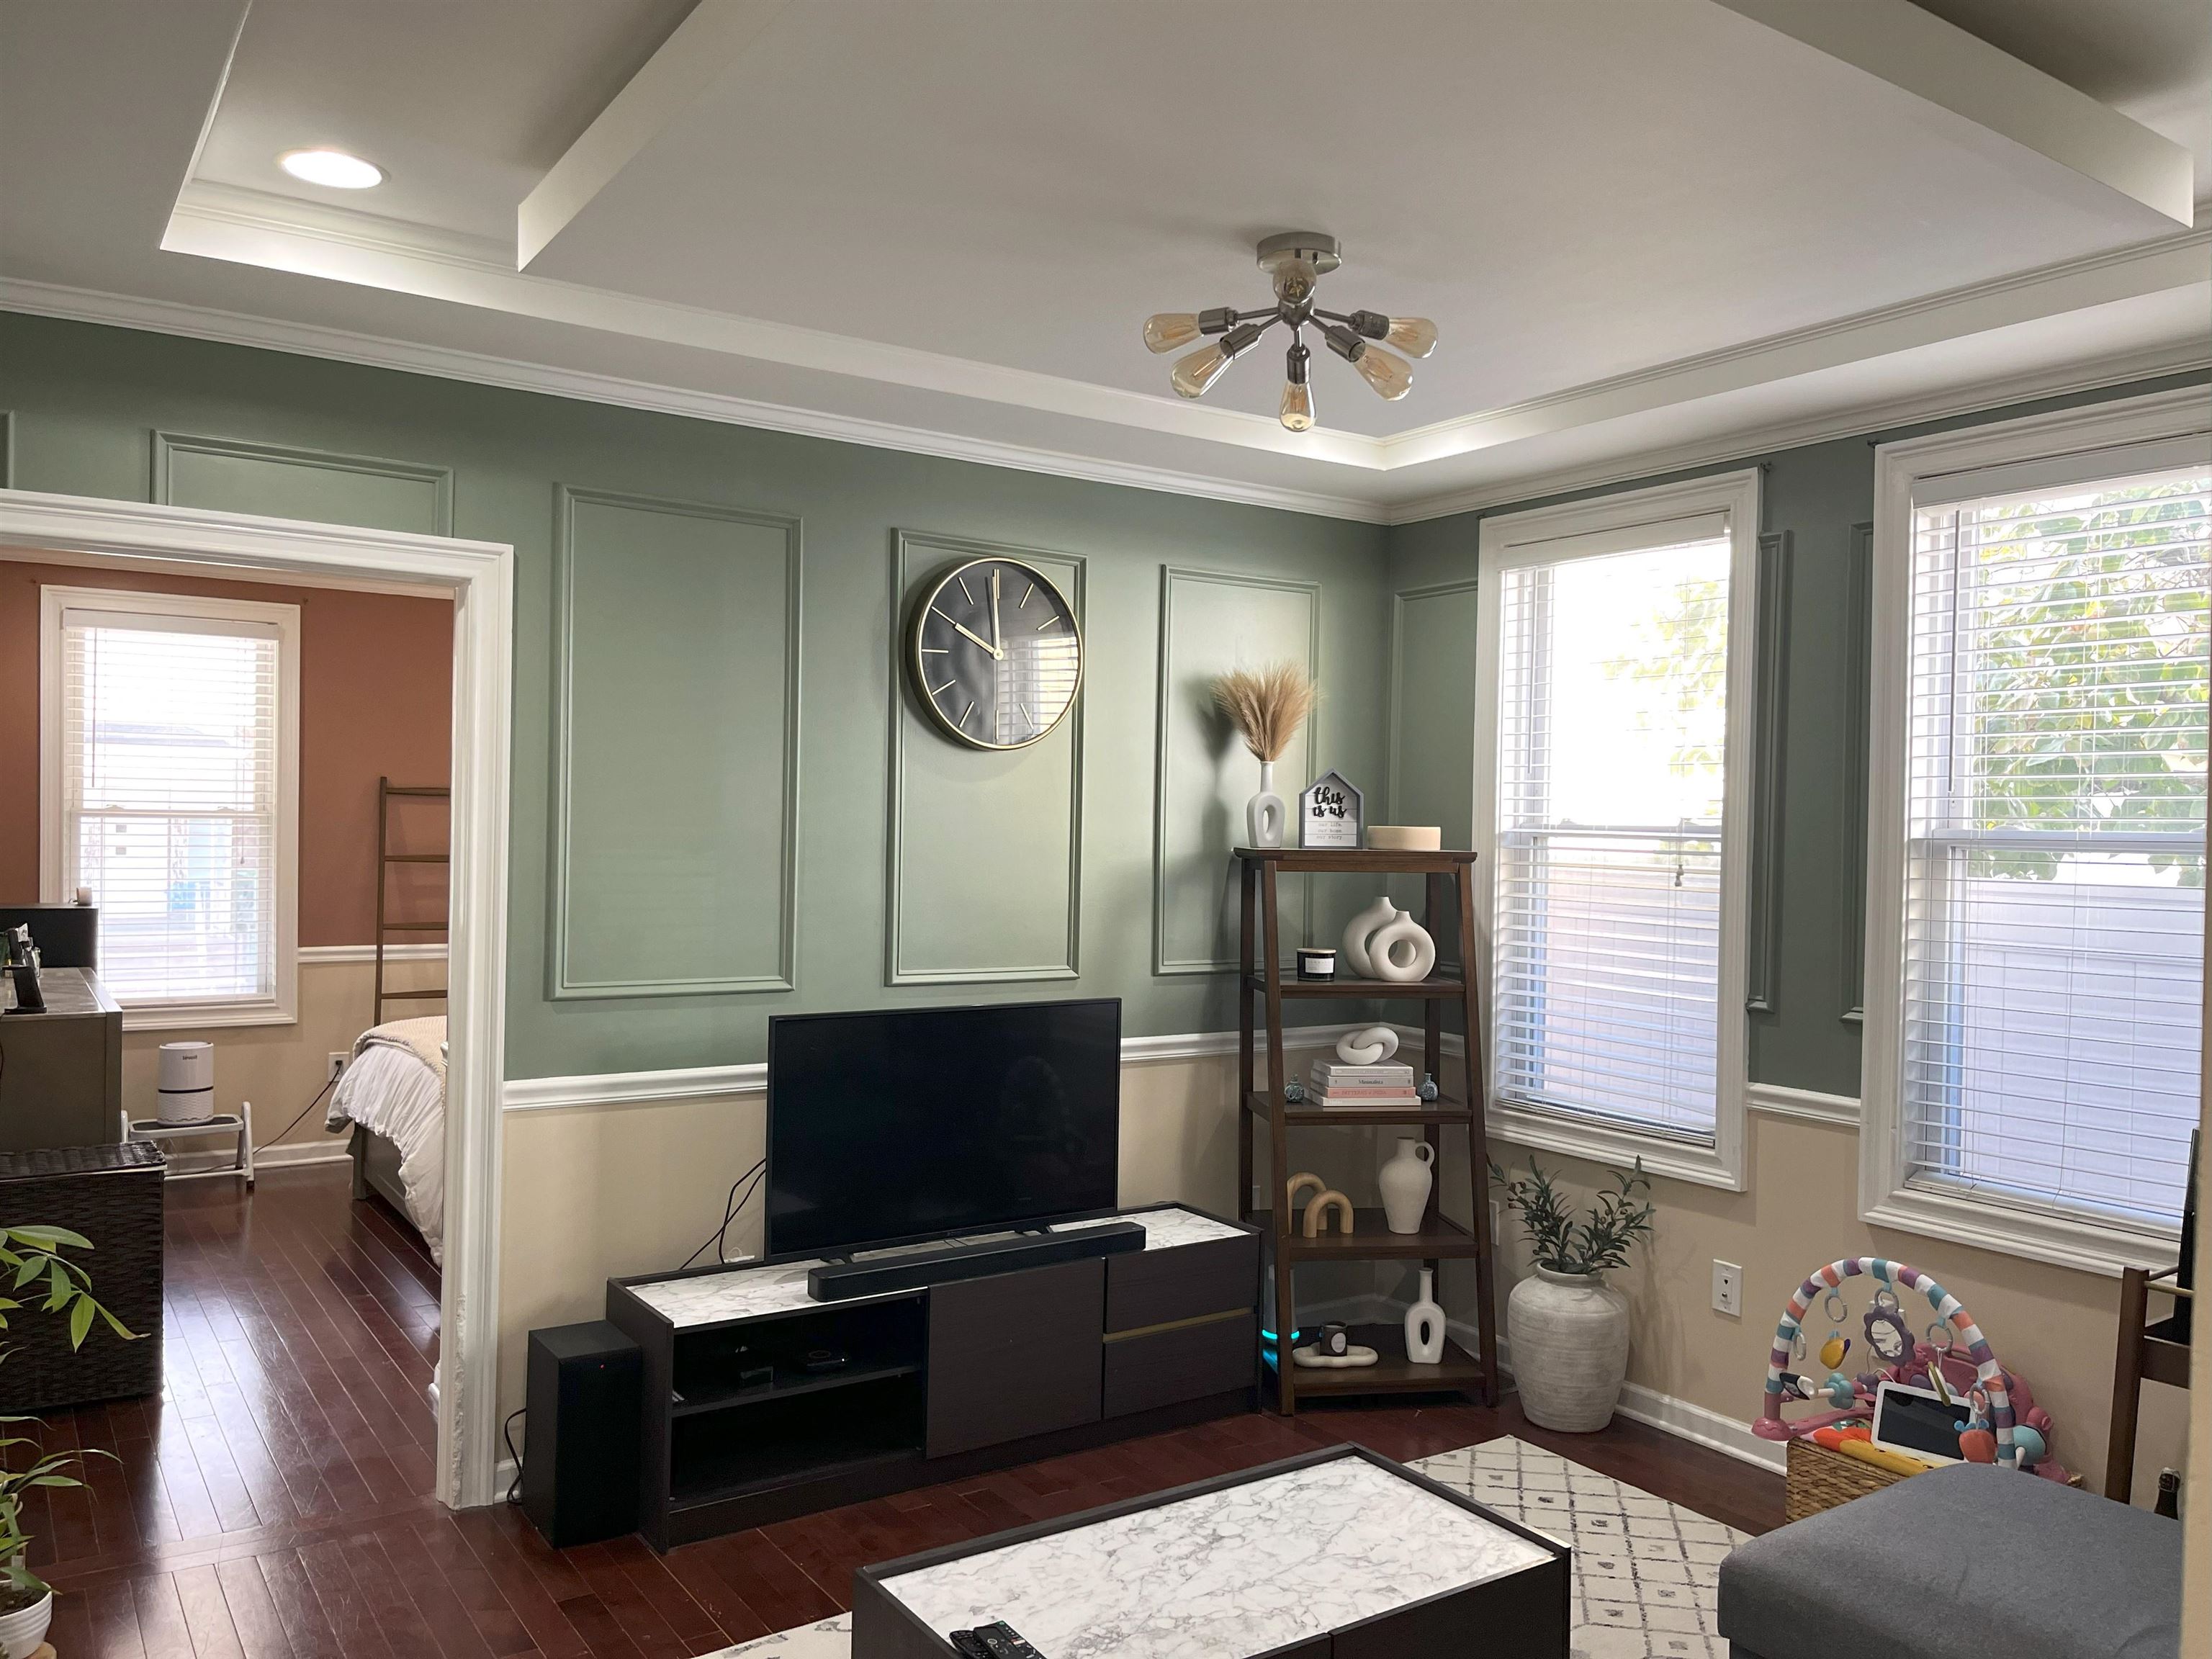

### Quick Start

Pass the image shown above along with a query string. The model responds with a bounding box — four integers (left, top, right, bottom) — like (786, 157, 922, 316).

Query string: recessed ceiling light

(279, 148, 384, 189)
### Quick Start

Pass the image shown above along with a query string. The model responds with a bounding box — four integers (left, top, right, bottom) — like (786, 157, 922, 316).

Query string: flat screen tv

(765, 998, 1121, 1260)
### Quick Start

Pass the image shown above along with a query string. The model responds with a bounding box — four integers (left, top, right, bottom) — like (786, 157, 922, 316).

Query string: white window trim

(1473, 469, 1761, 1191)
(37, 584, 302, 1030)
(1862, 386, 2212, 1277)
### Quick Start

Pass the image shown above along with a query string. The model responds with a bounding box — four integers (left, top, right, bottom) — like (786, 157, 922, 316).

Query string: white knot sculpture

(1336, 1025, 1399, 1065)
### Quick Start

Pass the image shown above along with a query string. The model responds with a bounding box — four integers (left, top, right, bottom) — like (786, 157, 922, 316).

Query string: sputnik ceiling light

(1143, 232, 1436, 432)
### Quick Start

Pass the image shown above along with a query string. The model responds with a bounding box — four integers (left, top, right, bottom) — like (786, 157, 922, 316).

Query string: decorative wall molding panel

(886, 531, 1085, 985)
(549, 485, 801, 999)
(1838, 521, 1873, 1025)
(1745, 530, 1792, 1015)
(0, 412, 12, 489)
(1153, 567, 1321, 974)
(1385, 578, 1482, 968)
(151, 430, 454, 536)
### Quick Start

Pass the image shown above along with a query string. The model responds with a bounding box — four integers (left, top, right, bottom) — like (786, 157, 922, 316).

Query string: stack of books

(1305, 1058, 1420, 1109)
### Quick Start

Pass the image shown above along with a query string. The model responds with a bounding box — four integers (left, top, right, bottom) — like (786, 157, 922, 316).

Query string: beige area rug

(693, 1435, 1751, 1659)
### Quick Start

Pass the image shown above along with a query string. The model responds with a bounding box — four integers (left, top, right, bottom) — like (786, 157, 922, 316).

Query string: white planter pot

(0, 1590, 52, 1659)
(1507, 1266, 1631, 1432)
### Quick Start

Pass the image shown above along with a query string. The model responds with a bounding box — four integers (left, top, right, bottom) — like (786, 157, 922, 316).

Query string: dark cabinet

(925, 1256, 1103, 1457)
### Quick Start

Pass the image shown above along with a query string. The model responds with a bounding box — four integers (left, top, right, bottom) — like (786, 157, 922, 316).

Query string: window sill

(1486, 1097, 1745, 1192)
(1861, 1179, 2180, 1280)
(121, 1002, 297, 1033)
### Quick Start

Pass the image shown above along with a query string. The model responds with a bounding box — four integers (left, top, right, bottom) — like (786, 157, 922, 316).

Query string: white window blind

(1903, 464, 2209, 1228)
(1493, 532, 1735, 1141)
(55, 602, 288, 1010)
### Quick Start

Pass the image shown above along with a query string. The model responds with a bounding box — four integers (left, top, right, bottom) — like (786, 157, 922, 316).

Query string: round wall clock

(907, 557, 1083, 750)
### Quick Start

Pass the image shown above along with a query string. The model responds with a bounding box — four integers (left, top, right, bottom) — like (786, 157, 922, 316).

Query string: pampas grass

(1213, 662, 1316, 762)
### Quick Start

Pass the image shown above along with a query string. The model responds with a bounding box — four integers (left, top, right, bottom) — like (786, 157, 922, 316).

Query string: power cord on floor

(682, 1159, 768, 1269)
(256, 1069, 341, 1151)
(504, 1408, 526, 1504)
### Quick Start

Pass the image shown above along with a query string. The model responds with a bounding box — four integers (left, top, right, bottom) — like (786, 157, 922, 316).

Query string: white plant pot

(1377, 1138, 1436, 1234)
(1507, 1266, 1631, 1432)
(1246, 760, 1286, 848)
(0, 1590, 52, 1659)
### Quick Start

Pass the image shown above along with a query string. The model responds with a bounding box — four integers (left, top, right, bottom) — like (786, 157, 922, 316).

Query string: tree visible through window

(1904, 467, 2208, 1226)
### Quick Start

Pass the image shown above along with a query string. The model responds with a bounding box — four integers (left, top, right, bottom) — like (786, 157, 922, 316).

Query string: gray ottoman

(1719, 1464, 2181, 1659)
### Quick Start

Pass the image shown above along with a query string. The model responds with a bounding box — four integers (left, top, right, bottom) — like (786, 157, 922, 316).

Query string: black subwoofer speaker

(522, 1321, 642, 1547)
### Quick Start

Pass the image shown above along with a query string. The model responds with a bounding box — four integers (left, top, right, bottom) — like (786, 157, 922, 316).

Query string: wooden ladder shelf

(374, 777, 451, 1027)
(1236, 847, 1499, 1413)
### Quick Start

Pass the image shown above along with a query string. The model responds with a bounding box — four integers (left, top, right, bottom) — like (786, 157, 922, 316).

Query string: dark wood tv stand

(606, 1204, 1260, 1548)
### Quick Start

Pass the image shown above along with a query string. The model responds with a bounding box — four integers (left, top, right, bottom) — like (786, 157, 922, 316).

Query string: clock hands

(950, 620, 1002, 660)
(991, 566, 1003, 657)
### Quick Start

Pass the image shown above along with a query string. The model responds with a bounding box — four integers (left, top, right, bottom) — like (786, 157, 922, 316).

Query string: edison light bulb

(1144, 313, 1201, 354)
(1280, 379, 1314, 431)
(1384, 316, 1438, 359)
(1354, 343, 1413, 400)
(1172, 343, 1231, 399)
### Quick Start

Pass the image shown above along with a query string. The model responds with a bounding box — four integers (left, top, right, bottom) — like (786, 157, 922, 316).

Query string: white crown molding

(1745, 1082, 1861, 1128)
(1384, 333, 2212, 524)
(299, 943, 447, 966)
(11, 197, 2207, 527)
(0, 277, 1383, 526)
(503, 1023, 1364, 1112)
(163, 181, 1380, 470)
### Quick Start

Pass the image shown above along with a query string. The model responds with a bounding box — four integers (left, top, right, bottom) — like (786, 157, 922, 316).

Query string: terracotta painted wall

(0, 558, 453, 945)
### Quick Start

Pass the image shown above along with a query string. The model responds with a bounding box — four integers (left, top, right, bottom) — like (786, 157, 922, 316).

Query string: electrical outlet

(1712, 1259, 1743, 1318)
(1490, 1200, 1503, 1243)
(328, 1052, 349, 1084)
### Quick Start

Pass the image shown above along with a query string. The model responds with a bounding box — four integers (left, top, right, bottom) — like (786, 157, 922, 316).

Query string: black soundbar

(807, 1221, 1146, 1302)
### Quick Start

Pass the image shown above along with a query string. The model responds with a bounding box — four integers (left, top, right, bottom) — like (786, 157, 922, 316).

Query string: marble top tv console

(606, 1205, 1260, 1548)
(853, 1444, 1570, 1659)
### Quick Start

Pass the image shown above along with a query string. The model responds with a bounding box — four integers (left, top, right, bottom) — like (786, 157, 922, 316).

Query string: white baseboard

(1316, 1290, 1787, 1477)
(493, 1455, 518, 1502)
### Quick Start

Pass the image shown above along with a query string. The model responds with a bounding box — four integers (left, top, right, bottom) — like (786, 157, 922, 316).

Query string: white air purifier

(156, 1040, 215, 1124)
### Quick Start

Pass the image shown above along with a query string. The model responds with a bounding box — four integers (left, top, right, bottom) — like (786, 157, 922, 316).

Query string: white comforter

(327, 1016, 446, 1264)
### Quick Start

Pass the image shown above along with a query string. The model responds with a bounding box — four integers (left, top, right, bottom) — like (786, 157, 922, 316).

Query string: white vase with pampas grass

(1213, 662, 1315, 848)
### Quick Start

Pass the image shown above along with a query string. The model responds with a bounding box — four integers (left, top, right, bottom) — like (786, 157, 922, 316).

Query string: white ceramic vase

(1339, 894, 1398, 977)
(1377, 1138, 1436, 1234)
(1507, 1266, 1632, 1432)
(1405, 1267, 1446, 1364)
(0, 1589, 52, 1659)
(1367, 909, 1437, 983)
(1246, 760, 1287, 848)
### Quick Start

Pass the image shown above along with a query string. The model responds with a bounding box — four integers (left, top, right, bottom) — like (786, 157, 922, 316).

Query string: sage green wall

(1385, 369, 2212, 1100)
(0, 313, 1390, 1079)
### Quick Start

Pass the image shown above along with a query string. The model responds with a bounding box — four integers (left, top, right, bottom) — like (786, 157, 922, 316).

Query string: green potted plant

(0, 1223, 134, 1658)
(1488, 1158, 1655, 1432)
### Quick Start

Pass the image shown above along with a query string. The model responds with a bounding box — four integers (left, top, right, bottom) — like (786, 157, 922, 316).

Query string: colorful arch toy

(1753, 1256, 2019, 1469)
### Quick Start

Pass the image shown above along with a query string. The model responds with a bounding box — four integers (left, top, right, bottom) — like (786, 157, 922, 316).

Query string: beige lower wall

(124, 953, 446, 1154)
(493, 1040, 2193, 1509)
(1462, 1110, 2190, 1505)
(495, 1044, 1309, 1424)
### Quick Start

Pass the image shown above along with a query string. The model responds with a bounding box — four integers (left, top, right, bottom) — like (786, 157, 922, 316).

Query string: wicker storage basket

(0, 1142, 164, 1413)
(1784, 1435, 1912, 1520)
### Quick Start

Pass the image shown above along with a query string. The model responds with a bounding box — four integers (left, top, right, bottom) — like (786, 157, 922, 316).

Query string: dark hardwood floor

(22, 1164, 1781, 1658)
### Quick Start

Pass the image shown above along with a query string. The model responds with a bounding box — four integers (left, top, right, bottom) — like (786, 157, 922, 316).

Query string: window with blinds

(48, 593, 297, 1013)
(1902, 464, 2208, 1228)
(1493, 531, 1735, 1141)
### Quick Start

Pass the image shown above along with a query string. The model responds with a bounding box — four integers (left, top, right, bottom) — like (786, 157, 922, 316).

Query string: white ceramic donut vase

(1339, 894, 1398, 977)
(1366, 909, 1437, 983)
(1335, 1025, 1399, 1066)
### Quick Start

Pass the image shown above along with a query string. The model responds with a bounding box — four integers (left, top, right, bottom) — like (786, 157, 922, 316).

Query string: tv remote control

(974, 1622, 1043, 1659)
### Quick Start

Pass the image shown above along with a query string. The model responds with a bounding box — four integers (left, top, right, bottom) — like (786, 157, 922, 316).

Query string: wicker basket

(1784, 1435, 1912, 1520)
(0, 1141, 165, 1413)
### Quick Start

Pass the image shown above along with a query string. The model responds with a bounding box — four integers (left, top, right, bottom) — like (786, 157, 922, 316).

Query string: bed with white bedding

(327, 1015, 446, 1264)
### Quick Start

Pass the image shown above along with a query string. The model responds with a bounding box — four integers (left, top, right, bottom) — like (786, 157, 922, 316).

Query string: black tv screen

(765, 998, 1121, 1259)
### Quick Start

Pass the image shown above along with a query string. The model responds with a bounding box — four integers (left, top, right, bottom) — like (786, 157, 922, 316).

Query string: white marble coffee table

(852, 1444, 1569, 1659)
